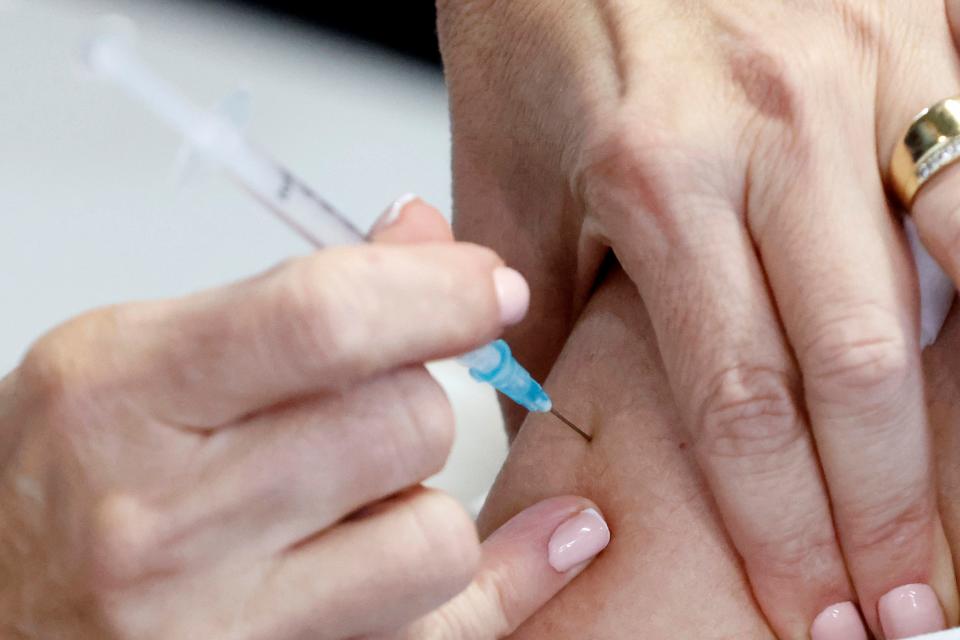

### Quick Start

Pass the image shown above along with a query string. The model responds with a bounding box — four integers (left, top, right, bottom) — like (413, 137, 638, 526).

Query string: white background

(0, 0, 506, 506)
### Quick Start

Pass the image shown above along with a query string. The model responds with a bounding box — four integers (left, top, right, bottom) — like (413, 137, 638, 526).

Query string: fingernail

(548, 508, 610, 573)
(493, 267, 530, 326)
(879, 584, 945, 639)
(370, 193, 418, 236)
(810, 602, 868, 640)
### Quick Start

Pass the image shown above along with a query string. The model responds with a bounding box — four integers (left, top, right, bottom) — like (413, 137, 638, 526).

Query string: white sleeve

(906, 217, 956, 348)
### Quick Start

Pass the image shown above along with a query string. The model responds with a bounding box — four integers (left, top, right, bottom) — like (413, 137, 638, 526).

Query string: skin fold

(479, 266, 960, 638)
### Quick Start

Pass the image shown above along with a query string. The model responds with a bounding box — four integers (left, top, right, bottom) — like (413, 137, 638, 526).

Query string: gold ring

(890, 96, 960, 209)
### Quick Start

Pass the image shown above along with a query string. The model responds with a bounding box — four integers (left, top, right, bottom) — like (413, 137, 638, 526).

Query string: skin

(438, 0, 960, 635)
(478, 268, 776, 638)
(0, 200, 607, 640)
(478, 265, 960, 639)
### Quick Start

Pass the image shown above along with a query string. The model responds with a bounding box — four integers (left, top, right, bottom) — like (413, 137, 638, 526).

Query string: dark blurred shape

(210, 1, 442, 66)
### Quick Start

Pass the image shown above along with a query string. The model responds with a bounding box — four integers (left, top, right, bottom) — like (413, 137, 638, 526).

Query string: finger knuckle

(19, 307, 125, 417)
(87, 496, 170, 640)
(696, 363, 803, 460)
(473, 564, 522, 636)
(274, 253, 369, 376)
(719, 10, 858, 123)
(842, 491, 934, 555)
(802, 304, 912, 403)
(423, 564, 517, 639)
(831, 0, 884, 54)
(89, 494, 158, 591)
(718, 17, 856, 177)
(745, 524, 842, 584)
(576, 122, 699, 245)
(403, 491, 481, 594)
(726, 32, 809, 126)
(19, 337, 73, 406)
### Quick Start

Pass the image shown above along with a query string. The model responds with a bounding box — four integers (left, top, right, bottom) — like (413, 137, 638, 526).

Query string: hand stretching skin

(0, 198, 610, 640)
(480, 264, 960, 640)
(439, 1, 960, 637)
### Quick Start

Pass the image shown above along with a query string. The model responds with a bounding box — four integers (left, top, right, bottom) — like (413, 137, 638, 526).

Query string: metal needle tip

(549, 408, 592, 442)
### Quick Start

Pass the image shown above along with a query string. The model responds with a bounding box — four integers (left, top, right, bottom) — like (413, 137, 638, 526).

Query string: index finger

(35, 240, 528, 427)
(756, 138, 955, 636)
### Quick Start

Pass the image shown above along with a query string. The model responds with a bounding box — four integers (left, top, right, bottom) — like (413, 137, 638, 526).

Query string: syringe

(80, 27, 591, 442)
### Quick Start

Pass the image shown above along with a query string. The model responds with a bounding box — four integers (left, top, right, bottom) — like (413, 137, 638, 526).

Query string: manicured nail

(370, 193, 418, 236)
(493, 267, 530, 326)
(810, 602, 867, 640)
(548, 508, 610, 573)
(879, 584, 945, 639)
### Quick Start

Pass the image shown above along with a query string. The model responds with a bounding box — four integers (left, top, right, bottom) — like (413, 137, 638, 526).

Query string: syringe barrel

(212, 132, 366, 248)
(87, 30, 554, 414)
(85, 31, 366, 249)
(459, 340, 552, 413)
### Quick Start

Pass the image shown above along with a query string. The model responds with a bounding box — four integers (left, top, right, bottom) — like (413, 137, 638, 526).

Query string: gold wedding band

(890, 96, 960, 209)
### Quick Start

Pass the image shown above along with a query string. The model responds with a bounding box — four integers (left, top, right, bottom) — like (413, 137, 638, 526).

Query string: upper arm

(478, 269, 775, 638)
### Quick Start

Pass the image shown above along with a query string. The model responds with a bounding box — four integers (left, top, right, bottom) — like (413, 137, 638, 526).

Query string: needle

(550, 408, 592, 442)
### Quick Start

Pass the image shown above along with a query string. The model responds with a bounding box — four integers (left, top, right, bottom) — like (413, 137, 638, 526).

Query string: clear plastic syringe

(81, 29, 590, 441)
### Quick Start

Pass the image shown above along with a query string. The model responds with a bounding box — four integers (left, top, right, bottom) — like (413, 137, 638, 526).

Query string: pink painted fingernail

(369, 193, 418, 236)
(548, 508, 610, 573)
(493, 267, 530, 326)
(810, 602, 867, 640)
(879, 584, 945, 639)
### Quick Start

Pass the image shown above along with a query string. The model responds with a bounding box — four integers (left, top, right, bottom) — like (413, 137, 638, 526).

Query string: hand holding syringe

(81, 28, 590, 441)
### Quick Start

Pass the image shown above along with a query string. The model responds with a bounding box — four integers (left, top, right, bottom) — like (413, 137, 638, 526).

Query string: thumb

(401, 496, 611, 640)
